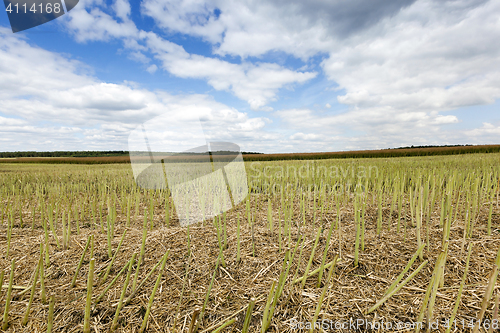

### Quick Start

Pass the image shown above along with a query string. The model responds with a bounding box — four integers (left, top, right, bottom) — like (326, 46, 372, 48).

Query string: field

(2, 144, 500, 164)
(0, 153, 499, 332)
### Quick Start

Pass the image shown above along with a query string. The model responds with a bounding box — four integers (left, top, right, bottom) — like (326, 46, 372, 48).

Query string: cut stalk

(192, 250, 223, 333)
(95, 257, 133, 304)
(301, 226, 322, 289)
(237, 212, 241, 263)
(242, 298, 256, 333)
(46, 295, 55, 333)
(445, 243, 472, 333)
(317, 218, 336, 287)
(309, 256, 336, 333)
(384, 244, 425, 297)
(122, 253, 165, 306)
(367, 260, 428, 314)
(100, 230, 127, 285)
(472, 246, 500, 333)
(139, 250, 169, 333)
(40, 245, 47, 303)
(83, 258, 95, 333)
(212, 318, 237, 333)
(22, 250, 41, 326)
(71, 235, 92, 288)
(293, 257, 340, 285)
(2, 259, 15, 330)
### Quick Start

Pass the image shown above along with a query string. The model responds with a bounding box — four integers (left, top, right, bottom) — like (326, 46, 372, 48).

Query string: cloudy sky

(0, 0, 499, 153)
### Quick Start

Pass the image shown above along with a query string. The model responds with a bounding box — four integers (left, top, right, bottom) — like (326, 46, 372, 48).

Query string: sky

(0, 0, 499, 153)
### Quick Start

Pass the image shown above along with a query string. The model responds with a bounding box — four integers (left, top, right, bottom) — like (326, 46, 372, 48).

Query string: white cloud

(289, 132, 321, 140)
(139, 0, 500, 116)
(321, 0, 500, 114)
(65, 3, 139, 42)
(146, 64, 157, 74)
(466, 122, 500, 139)
(0, 30, 271, 151)
(62, 2, 317, 110)
(113, 0, 131, 20)
(151, 51, 316, 110)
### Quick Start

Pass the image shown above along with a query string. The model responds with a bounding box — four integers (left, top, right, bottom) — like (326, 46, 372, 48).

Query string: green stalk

(292, 239, 305, 283)
(19, 201, 23, 228)
(223, 212, 227, 250)
(71, 236, 92, 287)
(293, 257, 340, 285)
(237, 212, 241, 263)
(426, 242, 449, 325)
(62, 209, 67, 250)
(6, 213, 12, 257)
(139, 250, 169, 333)
(261, 280, 276, 332)
(40, 245, 47, 303)
(123, 253, 165, 306)
(46, 295, 55, 333)
(100, 230, 127, 285)
(212, 318, 237, 333)
(367, 260, 428, 314)
(445, 244, 472, 333)
(173, 256, 192, 333)
(67, 210, 71, 248)
(472, 246, 500, 333)
(83, 258, 95, 333)
(95, 257, 133, 304)
(31, 204, 36, 230)
(309, 256, 337, 333)
(139, 211, 148, 265)
(377, 190, 382, 235)
(165, 195, 170, 227)
(22, 250, 41, 325)
(193, 249, 223, 333)
(149, 197, 154, 230)
(76, 207, 81, 235)
(277, 209, 282, 252)
(317, 218, 336, 287)
(262, 239, 301, 332)
(354, 202, 361, 267)
(301, 226, 322, 289)
(268, 199, 273, 232)
(415, 261, 441, 333)
(126, 196, 131, 228)
(0, 271, 4, 295)
(106, 214, 112, 258)
(488, 197, 494, 236)
(384, 244, 425, 297)
(2, 259, 15, 330)
(241, 298, 256, 333)
(416, 188, 423, 260)
(48, 205, 60, 249)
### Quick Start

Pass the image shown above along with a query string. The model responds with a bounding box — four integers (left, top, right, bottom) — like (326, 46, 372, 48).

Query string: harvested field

(0, 153, 499, 332)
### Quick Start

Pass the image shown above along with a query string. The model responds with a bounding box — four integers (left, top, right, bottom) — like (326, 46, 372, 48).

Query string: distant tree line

(1, 145, 499, 164)
(0, 150, 262, 159)
(0, 151, 129, 158)
(393, 144, 473, 149)
(243, 144, 500, 161)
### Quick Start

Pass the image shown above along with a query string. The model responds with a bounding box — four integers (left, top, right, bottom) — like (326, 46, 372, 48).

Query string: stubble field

(0, 153, 499, 332)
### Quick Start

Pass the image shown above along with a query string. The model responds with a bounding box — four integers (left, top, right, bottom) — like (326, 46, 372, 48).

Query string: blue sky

(0, 0, 499, 153)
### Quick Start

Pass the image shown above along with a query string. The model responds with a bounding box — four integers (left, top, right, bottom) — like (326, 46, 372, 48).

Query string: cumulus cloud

(0, 30, 271, 151)
(322, 0, 500, 114)
(149, 48, 317, 110)
(62, 1, 317, 110)
(140, 0, 417, 59)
